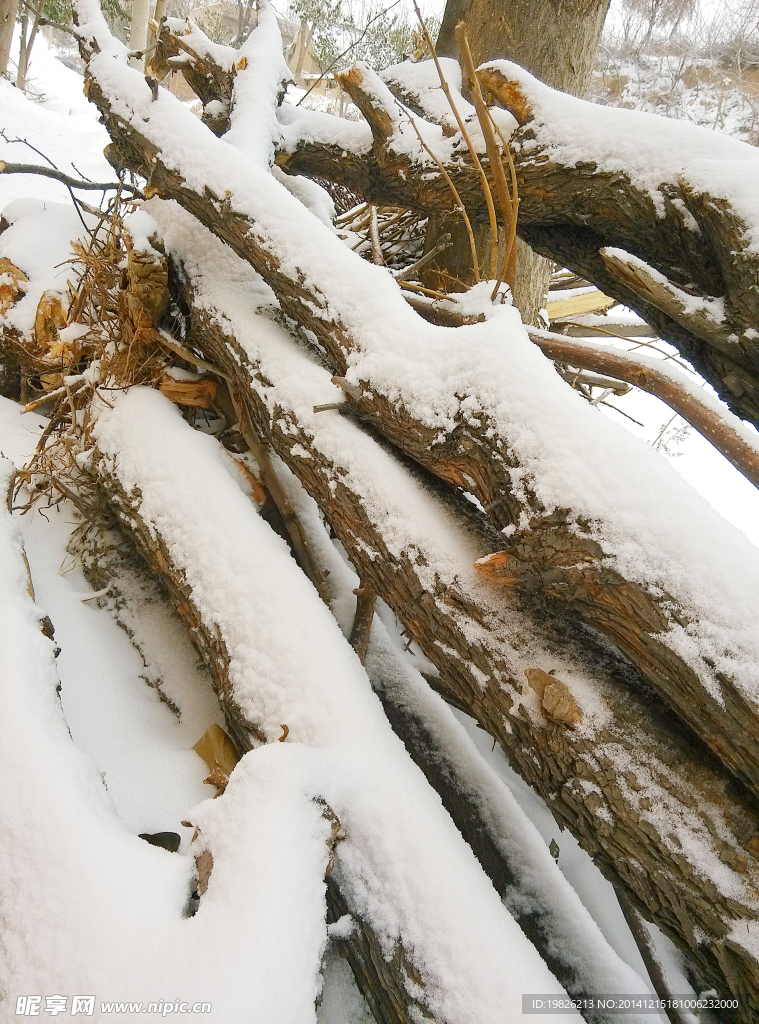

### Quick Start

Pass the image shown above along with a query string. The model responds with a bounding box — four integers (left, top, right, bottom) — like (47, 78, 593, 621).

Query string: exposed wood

(151, 19, 235, 135)
(159, 375, 217, 408)
(546, 290, 617, 320)
(348, 582, 377, 663)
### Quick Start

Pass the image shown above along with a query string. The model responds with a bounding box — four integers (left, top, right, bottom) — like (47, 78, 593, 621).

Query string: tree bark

(156, 236, 759, 1013)
(0, 0, 18, 76)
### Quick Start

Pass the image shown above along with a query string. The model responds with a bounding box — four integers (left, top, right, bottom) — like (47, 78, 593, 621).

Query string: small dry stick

(485, 111, 520, 300)
(369, 206, 386, 266)
(398, 104, 480, 282)
(412, 0, 498, 279)
(456, 23, 517, 296)
(398, 281, 455, 301)
(394, 235, 451, 282)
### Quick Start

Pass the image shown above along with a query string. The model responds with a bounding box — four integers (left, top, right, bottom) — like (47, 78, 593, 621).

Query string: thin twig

(456, 23, 515, 289)
(369, 205, 385, 266)
(396, 101, 480, 281)
(0, 161, 143, 196)
(394, 235, 451, 282)
(411, 0, 497, 279)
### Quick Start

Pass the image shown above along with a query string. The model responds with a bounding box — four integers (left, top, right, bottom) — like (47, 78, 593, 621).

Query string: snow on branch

(72, 2, 759, 812)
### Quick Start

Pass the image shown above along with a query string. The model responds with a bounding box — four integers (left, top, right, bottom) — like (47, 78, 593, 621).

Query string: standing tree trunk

(128, 0, 149, 69)
(0, 0, 18, 76)
(434, 0, 611, 323)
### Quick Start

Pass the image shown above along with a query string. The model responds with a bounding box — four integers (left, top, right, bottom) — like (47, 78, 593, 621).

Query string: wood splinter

(349, 582, 377, 664)
(526, 667, 582, 727)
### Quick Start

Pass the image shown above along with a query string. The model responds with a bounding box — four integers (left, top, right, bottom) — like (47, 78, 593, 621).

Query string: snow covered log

(132, 196, 759, 1012)
(89, 385, 578, 1024)
(146, 15, 759, 432)
(71, 22, 759, 814)
(478, 62, 759, 432)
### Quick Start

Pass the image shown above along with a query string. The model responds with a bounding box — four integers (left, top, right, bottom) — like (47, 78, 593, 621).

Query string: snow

(481, 58, 759, 224)
(91, 384, 570, 1023)
(163, 17, 237, 73)
(3, 13, 758, 1017)
(71, 20, 759, 712)
(0, 33, 111, 208)
(0, 406, 346, 1021)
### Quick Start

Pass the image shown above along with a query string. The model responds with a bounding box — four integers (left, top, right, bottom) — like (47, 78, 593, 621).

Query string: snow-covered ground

(0, 27, 751, 1023)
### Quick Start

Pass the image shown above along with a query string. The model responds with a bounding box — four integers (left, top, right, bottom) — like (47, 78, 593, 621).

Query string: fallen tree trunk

(141, 193, 759, 1013)
(285, 479, 653, 1006)
(73, 31, 759, 811)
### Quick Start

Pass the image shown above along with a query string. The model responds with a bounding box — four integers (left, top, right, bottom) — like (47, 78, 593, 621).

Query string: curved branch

(0, 160, 142, 195)
(528, 327, 759, 490)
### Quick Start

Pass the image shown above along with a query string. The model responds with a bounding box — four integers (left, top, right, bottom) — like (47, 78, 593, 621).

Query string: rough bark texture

(151, 20, 235, 135)
(174, 285, 759, 1016)
(437, 0, 610, 90)
(81, 72, 759, 818)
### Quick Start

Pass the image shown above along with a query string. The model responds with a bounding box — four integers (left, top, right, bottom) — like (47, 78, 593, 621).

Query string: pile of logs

(3, 1, 759, 1018)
